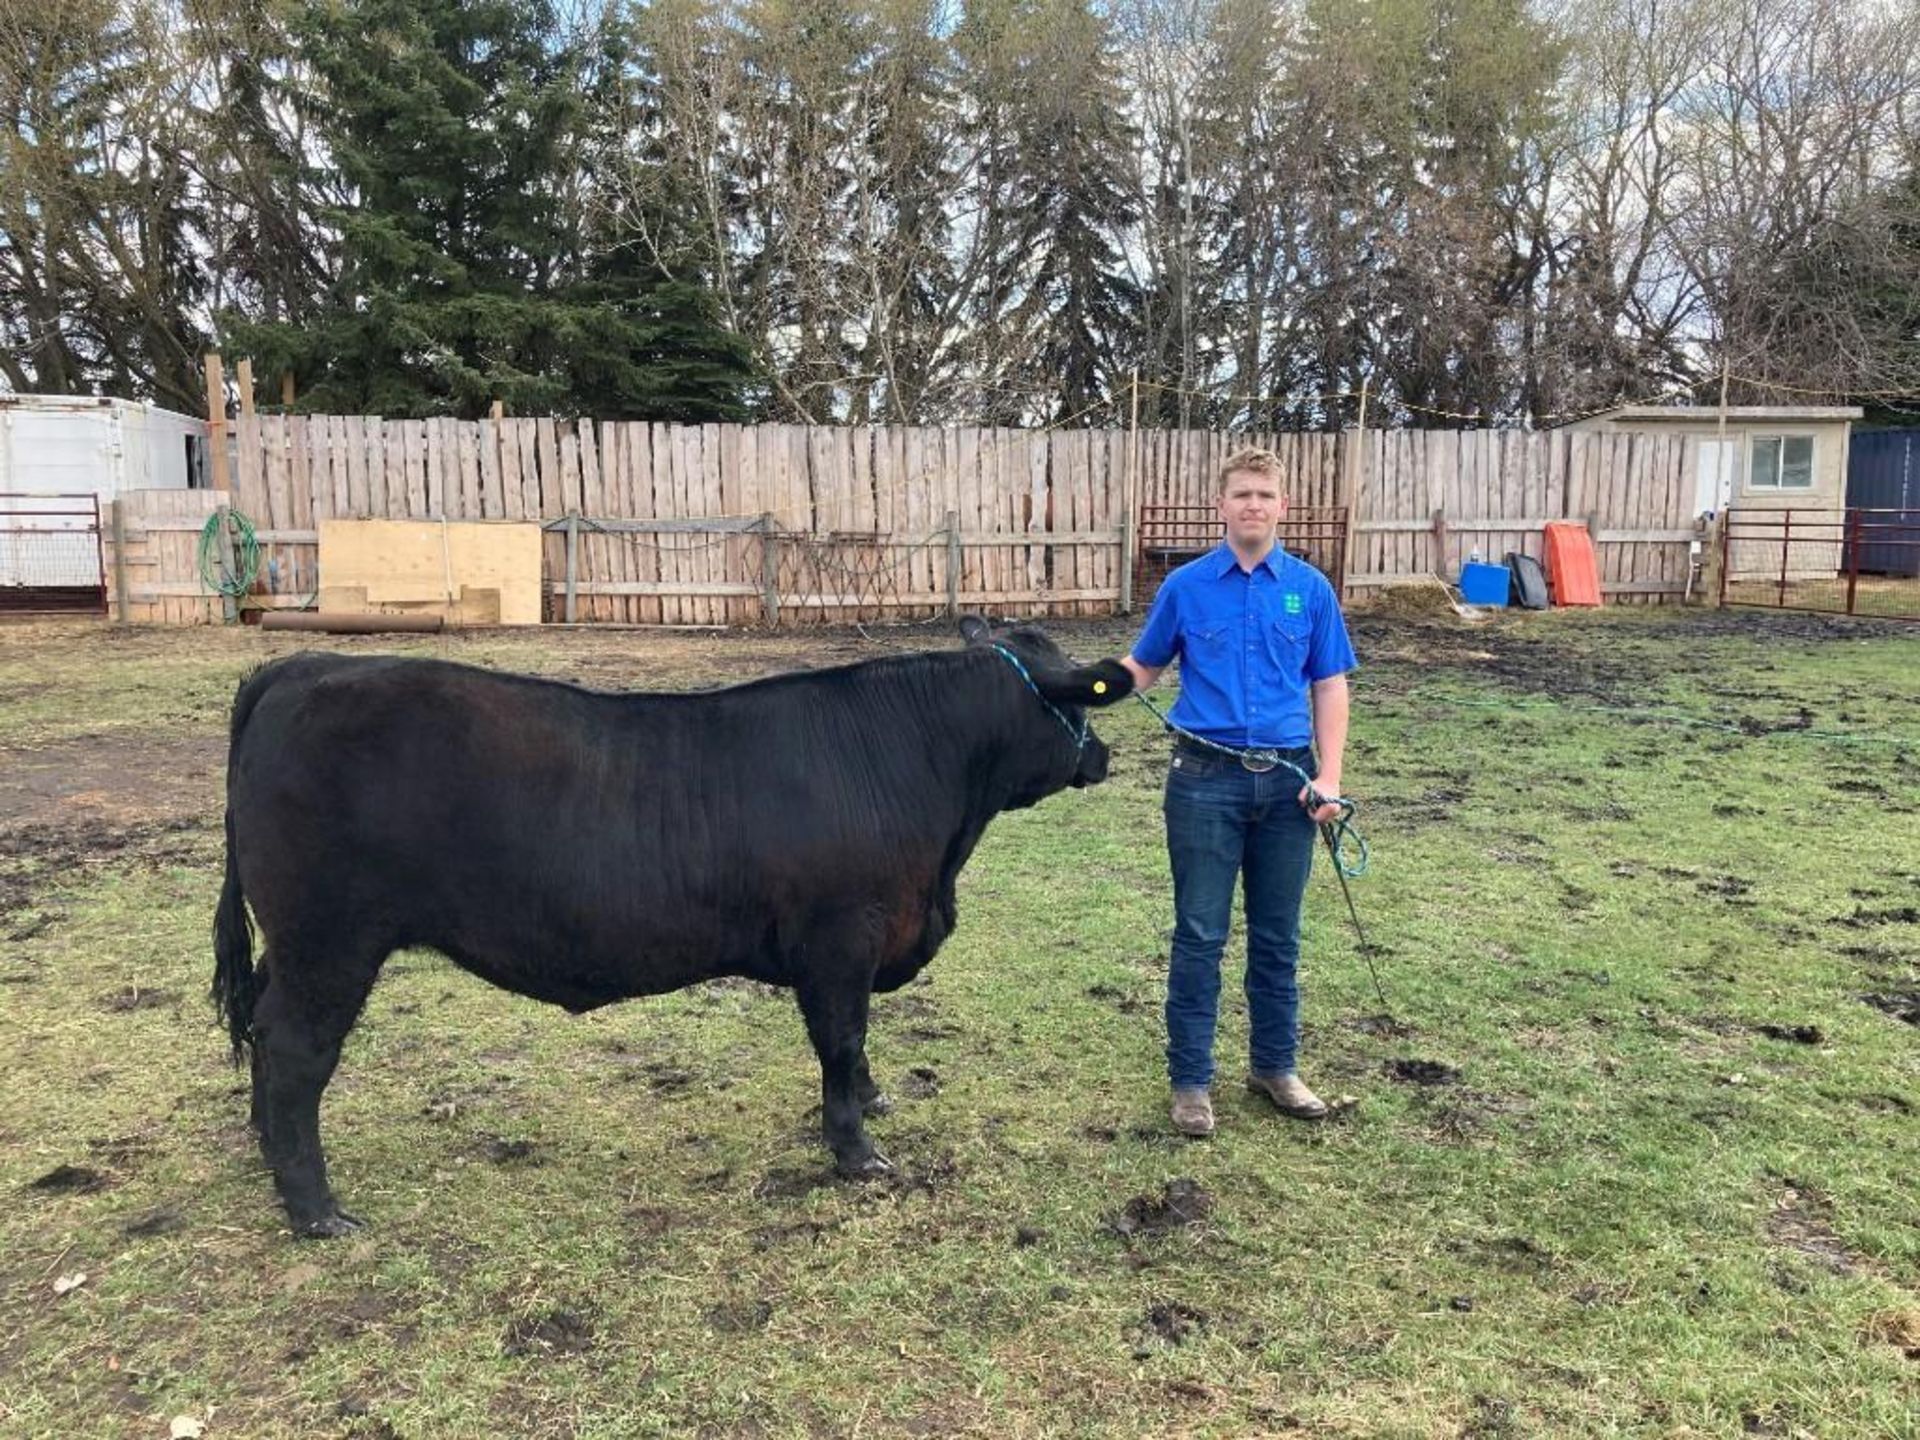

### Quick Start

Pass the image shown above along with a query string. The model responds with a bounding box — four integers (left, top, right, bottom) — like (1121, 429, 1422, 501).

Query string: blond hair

(1217, 446, 1285, 493)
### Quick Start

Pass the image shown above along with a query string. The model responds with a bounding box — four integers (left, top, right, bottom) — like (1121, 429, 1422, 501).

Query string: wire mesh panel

(0, 494, 107, 614)
(1134, 504, 1348, 608)
(1721, 508, 1920, 622)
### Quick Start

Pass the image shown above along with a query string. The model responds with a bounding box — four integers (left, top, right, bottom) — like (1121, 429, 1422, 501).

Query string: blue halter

(991, 644, 1090, 760)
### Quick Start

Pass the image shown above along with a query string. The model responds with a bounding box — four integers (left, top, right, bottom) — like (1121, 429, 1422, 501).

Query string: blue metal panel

(1846, 432, 1919, 576)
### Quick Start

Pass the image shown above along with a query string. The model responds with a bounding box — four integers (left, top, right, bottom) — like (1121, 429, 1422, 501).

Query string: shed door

(1694, 439, 1738, 515)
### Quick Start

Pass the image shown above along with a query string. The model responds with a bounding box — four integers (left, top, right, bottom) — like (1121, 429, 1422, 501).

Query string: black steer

(212, 617, 1132, 1236)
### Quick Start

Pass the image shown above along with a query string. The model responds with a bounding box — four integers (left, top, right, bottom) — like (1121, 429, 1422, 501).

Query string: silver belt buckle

(1240, 749, 1279, 773)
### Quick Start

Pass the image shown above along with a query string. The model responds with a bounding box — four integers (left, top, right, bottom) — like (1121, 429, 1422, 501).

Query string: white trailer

(0, 395, 209, 603)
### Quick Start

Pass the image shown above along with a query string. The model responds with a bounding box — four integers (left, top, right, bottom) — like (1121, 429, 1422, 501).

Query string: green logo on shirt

(1283, 592, 1304, 615)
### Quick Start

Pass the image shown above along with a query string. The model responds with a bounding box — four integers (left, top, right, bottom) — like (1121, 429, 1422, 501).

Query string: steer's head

(960, 615, 1135, 806)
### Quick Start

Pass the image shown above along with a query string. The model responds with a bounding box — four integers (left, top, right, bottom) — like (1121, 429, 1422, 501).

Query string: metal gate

(1134, 505, 1349, 607)
(1720, 506, 1920, 622)
(0, 494, 108, 615)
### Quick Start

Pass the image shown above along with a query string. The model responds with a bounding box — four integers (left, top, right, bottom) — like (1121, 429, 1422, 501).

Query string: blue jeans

(1162, 746, 1317, 1089)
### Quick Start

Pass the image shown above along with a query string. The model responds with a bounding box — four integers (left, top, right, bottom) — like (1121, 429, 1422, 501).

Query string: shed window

(1749, 434, 1814, 490)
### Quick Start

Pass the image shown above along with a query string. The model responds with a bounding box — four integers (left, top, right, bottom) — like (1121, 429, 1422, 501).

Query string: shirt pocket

(1264, 612, 1312, 670)
(1182, 622, 1229, 659)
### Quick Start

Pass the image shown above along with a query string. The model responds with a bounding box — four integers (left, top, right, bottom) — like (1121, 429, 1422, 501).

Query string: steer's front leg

(796, 979, 893, 1178)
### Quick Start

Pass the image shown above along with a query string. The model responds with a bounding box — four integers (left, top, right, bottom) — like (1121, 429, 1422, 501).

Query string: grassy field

(0, 604, 1916, 1439)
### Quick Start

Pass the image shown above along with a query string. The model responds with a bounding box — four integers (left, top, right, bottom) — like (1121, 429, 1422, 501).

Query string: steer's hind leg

(854, 1050, 892, 1117)
(796, 979, 891, 1178)
(251, 943, 385, 1238)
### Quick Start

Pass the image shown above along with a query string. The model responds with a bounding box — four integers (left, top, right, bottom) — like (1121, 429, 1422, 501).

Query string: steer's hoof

(294, 1209, 367, 1240)
(861, 1091, 896, 1118)
(837, 1152, 895, 1182)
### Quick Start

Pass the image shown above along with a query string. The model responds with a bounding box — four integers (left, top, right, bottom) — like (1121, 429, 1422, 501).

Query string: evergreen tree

(227, 0, 748, 419)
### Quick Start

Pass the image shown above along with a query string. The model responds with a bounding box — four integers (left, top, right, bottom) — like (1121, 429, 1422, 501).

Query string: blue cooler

(1459, 561, 1511, 607)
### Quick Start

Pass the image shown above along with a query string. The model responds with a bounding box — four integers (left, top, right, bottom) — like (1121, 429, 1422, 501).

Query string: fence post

(110, 498, 130, 623)
(203, 353, 231, 495)
(1715, 510, 1730, 608)
(563, 512, 579, 623)
(1340, 375, 1369, 599)
(217, 505, 241, 625)
(1778, 508, 1791, 606)
(945, 509, 960, 618)
(1845, 508, 1861, 616)
(1120, 369, 1138, 614)
(760, 512, 780, 628)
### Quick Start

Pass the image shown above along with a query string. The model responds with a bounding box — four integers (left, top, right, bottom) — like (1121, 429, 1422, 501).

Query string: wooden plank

(496, 415, 523, 521)
(516, 419, 541, 521)
(478, 414, 502, 519)
(343, 412, 369, 516)
(715, 423, 745, 625)
(361, 416, 386, 519)
(635, 424, 664, 625)
(952, 426, 978, 606)
(597, 422, 625, 622)
(664, 424, 692, 624)
(462, 418, 485, 520)
(574, 421, 606, 621)
(536, 420, 562, 519)
(699, 424, 725, 625)
(261, 416, 291, 532)
(379, 420, 404, 519)
(400, 421, 425, 519)
(1080, 430, 1103, 615)
(1027, 431, 1050, 605)
(647, 424, 676, 623)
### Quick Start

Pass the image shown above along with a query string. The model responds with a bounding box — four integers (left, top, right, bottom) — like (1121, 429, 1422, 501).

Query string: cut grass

(0, 607, 1916, 1437)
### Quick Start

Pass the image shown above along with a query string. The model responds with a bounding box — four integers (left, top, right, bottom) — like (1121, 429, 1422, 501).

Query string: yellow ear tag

(1093, 680, 1108, 695)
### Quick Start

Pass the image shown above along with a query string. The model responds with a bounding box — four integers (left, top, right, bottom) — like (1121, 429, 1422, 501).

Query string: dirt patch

(705, 1298, 774, 1333)
(1142, 1299, 1208, 1345)
(1842, 906, 1920, 928)
(1086, 982, 1148, 1014)
(900, 1065, 941, 1099)
(0, 733, 224, 831)
(1765, 1182, 1860, 1275)
(1387, 1058, 1461, 1086)
(1109, 1178, 1214, 1239)
(98, 986, 181, 1013)
(122, 1205, 186, 1237)
(1752, 1023, 1823, 1045)
(25, 1163, 109, 1195)
(1862, 1309, 1920, 1361)
(1347, 1013, 1416, 1038)
(753, 1165, 836, 1201)
(478, 1135, 542, 1165)
(502, 1308, 594, 1357)
(0, 816, 209, 918)
(750, 1219, 836, 1250)
(1861, 990, 1920, 1026)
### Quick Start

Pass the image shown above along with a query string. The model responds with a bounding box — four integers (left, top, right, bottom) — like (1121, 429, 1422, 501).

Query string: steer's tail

(212, 668, 271, 1065)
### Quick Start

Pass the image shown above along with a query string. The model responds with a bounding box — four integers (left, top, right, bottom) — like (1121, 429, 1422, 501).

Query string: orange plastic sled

(1541, 522, 1602, 606)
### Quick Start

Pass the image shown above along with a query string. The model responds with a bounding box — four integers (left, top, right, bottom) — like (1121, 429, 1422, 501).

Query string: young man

(1119, 447, 1357, 1137)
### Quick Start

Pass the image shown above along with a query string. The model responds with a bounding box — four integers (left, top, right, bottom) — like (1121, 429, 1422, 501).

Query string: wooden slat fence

(101, 420, 1704, 624)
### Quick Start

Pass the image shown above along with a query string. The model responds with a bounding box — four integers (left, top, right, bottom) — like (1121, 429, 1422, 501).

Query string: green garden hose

(198, 507, 262, 601)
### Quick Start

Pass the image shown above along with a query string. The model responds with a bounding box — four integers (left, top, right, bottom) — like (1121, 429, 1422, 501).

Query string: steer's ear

(1037, 658, 1134, 707)
(958, 614, 994, 646)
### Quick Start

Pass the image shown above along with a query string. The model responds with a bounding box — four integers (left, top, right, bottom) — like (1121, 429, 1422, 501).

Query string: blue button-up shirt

(1131, 543, 1357, 748)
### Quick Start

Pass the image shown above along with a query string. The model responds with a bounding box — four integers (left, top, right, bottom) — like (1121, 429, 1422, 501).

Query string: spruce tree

(227, 0, 749, 420)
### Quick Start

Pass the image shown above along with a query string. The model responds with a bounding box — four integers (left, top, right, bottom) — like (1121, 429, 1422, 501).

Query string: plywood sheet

(317, 519, 542, 625)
